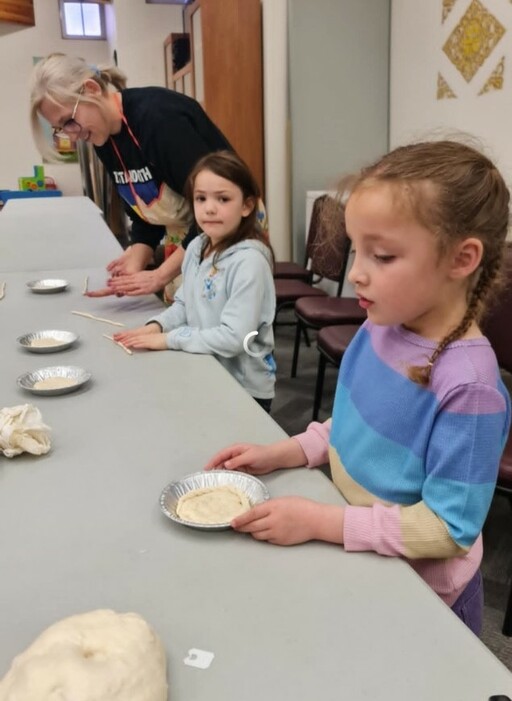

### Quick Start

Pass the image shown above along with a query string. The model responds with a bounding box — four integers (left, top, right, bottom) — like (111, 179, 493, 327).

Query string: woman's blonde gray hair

(29, 53, 127, 161)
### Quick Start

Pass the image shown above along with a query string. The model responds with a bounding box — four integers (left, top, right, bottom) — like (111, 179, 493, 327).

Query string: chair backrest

(481, 243, 512, 373)
(306, 194, 351, 287)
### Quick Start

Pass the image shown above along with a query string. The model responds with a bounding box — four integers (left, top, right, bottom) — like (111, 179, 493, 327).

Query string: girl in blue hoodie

(115, 151, 276, 411)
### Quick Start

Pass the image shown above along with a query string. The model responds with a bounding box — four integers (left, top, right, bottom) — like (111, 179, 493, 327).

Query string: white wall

(261, 0, 290, 260)
(288, 0, 390, 261)
(390, 0, 512, 183)
(0, 0, 109, 194)
(108, 0, 183, 88)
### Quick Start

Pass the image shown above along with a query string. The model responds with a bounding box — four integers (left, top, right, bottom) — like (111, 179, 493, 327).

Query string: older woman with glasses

(29, 53, 239, 299)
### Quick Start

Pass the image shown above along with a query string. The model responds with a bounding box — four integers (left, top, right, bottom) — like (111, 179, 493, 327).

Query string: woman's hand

(107, 243, 153, 277)
(107, 246, 185, 296)
(231, 497, 344, 546)
(107, 269, 167, 296)
(106, 253, 143, 277)
(85, 285, 122, 298)
(91, 243, 177, 298)
(85, 268, 164, 298)
(205, 438, 307, 475)
(87, 253, 145, 296)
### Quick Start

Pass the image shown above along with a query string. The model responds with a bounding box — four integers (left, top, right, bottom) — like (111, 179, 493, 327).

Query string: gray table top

(1, 202, 511, 700)
(0, 204, 120, 272)
(1, 195, 103, 217)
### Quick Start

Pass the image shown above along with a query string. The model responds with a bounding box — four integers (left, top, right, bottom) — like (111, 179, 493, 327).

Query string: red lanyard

(109, 92, 148, 209)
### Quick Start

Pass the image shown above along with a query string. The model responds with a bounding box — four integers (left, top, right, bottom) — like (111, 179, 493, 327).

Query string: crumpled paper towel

(0, 404, 51, 458)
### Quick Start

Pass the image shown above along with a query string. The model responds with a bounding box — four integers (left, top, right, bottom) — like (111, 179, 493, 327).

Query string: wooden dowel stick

(102, 333, 133, 355)
(71, 311, 125, 327)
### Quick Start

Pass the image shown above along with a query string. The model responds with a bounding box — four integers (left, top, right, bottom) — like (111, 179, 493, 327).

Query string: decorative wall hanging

(478, 55, 505, 93)
(442, 0, 458, 23)
(437, 72, 458, 98)
(442, 0, 505, 82)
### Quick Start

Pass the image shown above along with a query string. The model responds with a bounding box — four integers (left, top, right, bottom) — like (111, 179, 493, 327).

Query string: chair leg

(291, 320, 303, 378)
(303, 327, 311, 347)
(312, 353, 327, 421)
(503, 579, 512, 636)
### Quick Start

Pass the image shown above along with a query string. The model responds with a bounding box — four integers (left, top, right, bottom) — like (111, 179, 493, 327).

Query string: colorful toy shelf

(1, 166, 62, 207)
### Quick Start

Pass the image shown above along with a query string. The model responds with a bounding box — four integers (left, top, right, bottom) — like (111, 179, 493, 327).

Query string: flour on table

(0, 609, 167, 701)
(177, 485, 251, 524)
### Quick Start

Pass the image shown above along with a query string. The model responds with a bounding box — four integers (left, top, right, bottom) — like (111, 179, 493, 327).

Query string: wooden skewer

(102, 333, 133, 355)
(0, 282, 5, 300)
(82, 276, 89, 295)
(71, 310, 125, 327)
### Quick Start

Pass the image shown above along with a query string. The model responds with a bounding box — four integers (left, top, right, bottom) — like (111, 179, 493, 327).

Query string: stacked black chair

(274, 194, 350, 326)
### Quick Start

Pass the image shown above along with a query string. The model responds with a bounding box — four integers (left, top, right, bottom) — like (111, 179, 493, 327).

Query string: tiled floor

(270, 321, 512, 672)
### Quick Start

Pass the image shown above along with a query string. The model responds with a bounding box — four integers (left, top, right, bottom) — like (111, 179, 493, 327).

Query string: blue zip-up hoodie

(149, 234, 276, 399)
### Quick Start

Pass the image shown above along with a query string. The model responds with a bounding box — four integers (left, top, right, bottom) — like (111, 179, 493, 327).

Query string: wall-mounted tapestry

(478, 55, 505, 94)
(437, 72, 457, 98)
(442, 0, 458, 23)
(438, 0, 507, 99)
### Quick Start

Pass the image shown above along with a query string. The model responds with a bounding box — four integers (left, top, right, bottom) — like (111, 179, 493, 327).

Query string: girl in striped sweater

(205, 140, 511, 636)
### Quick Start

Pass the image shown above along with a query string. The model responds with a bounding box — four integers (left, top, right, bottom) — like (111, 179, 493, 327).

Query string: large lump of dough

(0, 609, 167, 701)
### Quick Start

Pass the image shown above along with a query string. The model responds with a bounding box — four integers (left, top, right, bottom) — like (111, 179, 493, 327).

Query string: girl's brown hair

(184, 150, 273, 266)
(348, 140, 510, 385)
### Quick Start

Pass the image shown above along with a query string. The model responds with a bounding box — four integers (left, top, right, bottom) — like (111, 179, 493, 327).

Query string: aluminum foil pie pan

(17, 365, 91, 396)
(17, 330, 78, 354)
(26, 279, 69, 294)
(160, 470, 270, 530)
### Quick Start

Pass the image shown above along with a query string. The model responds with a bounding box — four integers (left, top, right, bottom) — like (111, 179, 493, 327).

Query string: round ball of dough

(0, 609, 167, 701)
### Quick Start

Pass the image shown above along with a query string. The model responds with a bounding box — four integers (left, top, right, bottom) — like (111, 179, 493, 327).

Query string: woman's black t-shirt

(95, 86, 232, 250)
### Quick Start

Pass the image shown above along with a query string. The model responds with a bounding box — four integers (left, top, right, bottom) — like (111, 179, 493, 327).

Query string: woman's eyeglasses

(52, 91, 82, 138)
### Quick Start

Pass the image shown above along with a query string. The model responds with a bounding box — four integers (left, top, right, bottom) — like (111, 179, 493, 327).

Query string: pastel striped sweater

(294, 321, 510, 604)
